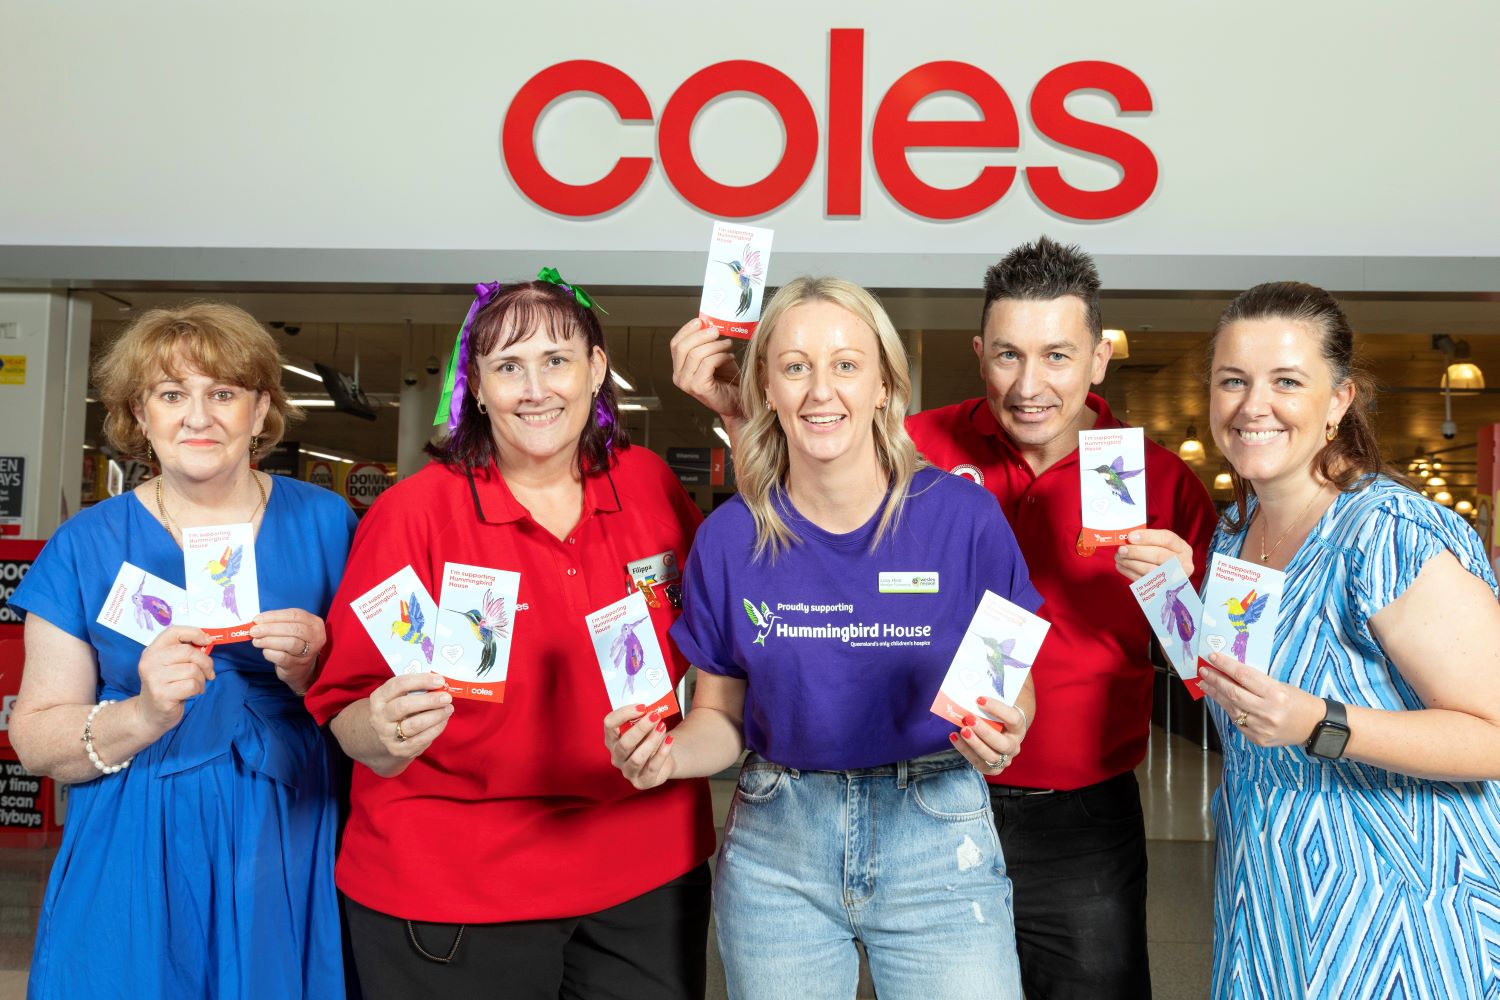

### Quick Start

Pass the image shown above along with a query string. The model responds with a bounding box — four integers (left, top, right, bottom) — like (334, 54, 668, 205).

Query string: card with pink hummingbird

(97, 561, 189, 646)
(698, 220, 774, 340)
(434, 561, 520, 704)
(585, 588, 679, 724)
(1128, 556, 1206, 698)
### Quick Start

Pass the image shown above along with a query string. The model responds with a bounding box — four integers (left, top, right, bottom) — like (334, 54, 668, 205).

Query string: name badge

(879, 572, 939, 594)
(627, 550, 681, 587)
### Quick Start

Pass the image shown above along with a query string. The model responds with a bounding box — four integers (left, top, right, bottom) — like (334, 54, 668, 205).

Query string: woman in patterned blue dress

(7, 304, 357, 998)
(1117, 282, 1500, 998)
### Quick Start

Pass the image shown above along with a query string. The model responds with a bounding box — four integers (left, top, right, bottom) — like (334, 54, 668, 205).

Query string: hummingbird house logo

(742, 598, 779, 645)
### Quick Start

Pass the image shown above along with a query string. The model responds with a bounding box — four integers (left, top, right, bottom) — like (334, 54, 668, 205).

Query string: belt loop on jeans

(896, 759, 909, 789)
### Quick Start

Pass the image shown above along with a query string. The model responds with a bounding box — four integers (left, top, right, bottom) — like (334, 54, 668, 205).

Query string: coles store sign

(503, 28, 1157, 222)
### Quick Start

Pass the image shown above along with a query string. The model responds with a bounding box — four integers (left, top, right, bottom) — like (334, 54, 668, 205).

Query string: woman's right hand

(669, 318, 745, 423)
(135, 626, 217, 735)
(1114, 528, 1197, 582)
(368, 671, 453, 759)
(604, 704, 676, 789)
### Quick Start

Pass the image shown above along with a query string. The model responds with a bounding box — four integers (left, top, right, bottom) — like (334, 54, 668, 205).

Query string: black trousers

(991, 770, 1152, 1000)
(344, 863, 712, 1000)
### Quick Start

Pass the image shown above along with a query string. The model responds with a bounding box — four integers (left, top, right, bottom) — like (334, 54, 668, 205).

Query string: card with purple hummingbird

(181, 522, 260, 644)
(351, 565, 440, 679)
(585, 589, 679, 727)
(698, 220, 774, 340)
(1078, 427, 1147, 550)
(96, 562, 189, 646)
(1128, 555, 1206, 698)
(434, 562, 519, 704)
(1196, 553, 1283, 674)
(930, 590, 1050, 731)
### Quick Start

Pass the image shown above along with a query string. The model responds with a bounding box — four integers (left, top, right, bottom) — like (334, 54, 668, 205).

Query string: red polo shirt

(306, 447, 716, 923)
(906, 395, 1217, 790)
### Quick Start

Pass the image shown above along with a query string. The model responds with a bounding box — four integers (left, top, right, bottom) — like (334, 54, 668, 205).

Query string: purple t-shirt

(671, 466, 1043, 770)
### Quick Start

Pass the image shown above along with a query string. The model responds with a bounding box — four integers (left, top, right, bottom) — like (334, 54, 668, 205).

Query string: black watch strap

(1304, 697, 1351, 760)
(1321, 697, 1347, 729)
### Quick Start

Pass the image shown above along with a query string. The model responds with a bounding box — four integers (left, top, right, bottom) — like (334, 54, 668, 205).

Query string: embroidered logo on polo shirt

(950, 463, 984, 485)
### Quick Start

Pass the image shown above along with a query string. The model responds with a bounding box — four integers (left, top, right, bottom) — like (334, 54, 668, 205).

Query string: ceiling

(79, 286, 1500, 507)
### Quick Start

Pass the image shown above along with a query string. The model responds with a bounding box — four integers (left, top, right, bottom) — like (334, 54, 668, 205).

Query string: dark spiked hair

(980, 235, 1103, 339)
(1212, 281, 1404, 531)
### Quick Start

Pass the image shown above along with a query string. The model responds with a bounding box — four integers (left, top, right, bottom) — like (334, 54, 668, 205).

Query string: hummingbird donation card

(585, 589, 680, 724)
(930, 590, 1050, 729)
(351, 565, 440, 677)
(1197, 553, 1284, 673)
(181, 523, 260, 644)
(433, 562, 520, 704)
(1128, 556, 1206, 699)
(699, 220, 773, 340)
(97, 562, 189, 646)
(1078, 427, 1147, 550)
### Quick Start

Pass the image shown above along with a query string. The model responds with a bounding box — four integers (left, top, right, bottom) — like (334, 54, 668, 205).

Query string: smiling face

(1209, 318, 1354, 494)
(473, 326, 606, 475)
(763, 300, 888, 477)
(973, 296, 1111, 471)
(132, 357, 268, 485)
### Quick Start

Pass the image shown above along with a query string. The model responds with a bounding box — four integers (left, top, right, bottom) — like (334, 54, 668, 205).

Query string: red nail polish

(976, 696, 988, 706)
(961, 714, 976, 727)
(948, 732, 959, 743)
(656, 721, 666, 732)
(664, 735, 674, 746)
(961, 727, 974, 740)
(635, 704, 647, 712)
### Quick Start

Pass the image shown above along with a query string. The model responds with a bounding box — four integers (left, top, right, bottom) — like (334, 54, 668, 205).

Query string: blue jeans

(714, 750, 1024, 1000)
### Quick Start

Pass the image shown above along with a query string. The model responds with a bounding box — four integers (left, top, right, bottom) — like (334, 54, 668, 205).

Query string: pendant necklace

(1257, 487, 1323, 563)
(156, 471, 267, 540)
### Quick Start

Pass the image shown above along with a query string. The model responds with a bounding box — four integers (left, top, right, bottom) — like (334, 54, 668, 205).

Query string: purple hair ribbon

(433, 281, 503, 430)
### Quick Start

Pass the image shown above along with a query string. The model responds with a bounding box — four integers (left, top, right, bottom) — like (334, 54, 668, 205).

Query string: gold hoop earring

(1326, 424, 1338, 442)
(476, 399, 488, 415)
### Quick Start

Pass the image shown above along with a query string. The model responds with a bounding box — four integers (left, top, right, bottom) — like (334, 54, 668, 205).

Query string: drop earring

(250, 435, 261, 455)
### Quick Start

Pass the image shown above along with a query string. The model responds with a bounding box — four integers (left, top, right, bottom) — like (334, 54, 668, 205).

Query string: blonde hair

(736, 277, 922, 560)
(94, 302, 298, 461)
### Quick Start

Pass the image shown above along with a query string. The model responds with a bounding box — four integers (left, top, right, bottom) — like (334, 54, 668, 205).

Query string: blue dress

(1208, 476, 1500, 998)
(9, 477, 357, 999)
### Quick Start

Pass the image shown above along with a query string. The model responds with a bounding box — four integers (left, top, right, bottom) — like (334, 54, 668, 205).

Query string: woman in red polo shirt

(306, 275, 716, 1000)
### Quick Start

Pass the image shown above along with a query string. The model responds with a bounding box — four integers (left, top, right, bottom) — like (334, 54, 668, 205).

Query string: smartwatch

(1304, 698, 1350, 760)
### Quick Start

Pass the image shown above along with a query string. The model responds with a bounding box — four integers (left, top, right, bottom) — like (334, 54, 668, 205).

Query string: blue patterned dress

(1208, 476, 1500, 999)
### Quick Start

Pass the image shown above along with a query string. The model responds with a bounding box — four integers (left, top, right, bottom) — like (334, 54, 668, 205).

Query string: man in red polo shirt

(671, 237, 1216, 999)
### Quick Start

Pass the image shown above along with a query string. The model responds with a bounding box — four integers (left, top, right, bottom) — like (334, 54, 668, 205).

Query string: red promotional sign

(343, 463, 393, 510)
(503, 28, 1157, 222)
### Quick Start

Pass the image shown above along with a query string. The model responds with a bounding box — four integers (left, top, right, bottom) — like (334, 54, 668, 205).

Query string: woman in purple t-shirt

(605, 277, 1039, 999)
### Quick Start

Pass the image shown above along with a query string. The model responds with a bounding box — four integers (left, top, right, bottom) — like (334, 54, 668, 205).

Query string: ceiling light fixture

(1213, 470, 1233, 490)
(610, 369, 635, 392)
(1178, 425, 1205, 463)
(282, 363, 324, 383)
(1456, 499, 1475, 515)
(1102, 328, 1130, 360)
(1433, 490, 1454, 507)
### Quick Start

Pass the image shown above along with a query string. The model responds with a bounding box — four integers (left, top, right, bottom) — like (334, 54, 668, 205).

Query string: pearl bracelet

(81, 700, 132, 775)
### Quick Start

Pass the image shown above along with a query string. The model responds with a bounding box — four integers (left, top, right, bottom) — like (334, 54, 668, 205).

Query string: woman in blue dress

(1118, 282, 1500, 998)
(7, 303, 357, 998)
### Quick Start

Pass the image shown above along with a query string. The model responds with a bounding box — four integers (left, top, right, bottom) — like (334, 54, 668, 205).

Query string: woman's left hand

(1198, 651, 1325, 748)
(948, 696, 1028, 777)
(250, 609, 326, 696)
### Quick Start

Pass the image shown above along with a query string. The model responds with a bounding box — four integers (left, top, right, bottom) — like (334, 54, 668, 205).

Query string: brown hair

(981, 235, 1102, 339)
(94, 302, 296, 461)
(1211, 281, 1404, 531)
(426, 280, 627, 474)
